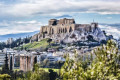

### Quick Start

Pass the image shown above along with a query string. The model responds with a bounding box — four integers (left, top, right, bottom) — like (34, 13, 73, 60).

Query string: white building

(0, 53, 5, 66)
(6, 38, 13, 45)
(47, 56, 65, 62)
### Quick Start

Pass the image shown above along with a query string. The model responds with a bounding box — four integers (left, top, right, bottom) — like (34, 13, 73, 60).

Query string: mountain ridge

(0, 31, 39, 42)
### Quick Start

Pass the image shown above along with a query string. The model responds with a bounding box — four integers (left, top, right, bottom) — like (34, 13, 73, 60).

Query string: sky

(0, 0, 120, 36)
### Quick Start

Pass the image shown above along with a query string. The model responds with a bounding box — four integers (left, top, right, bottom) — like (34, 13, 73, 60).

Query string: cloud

(106, 17, 112, 19)
(99, 24, 120, 39)
(0, 20, 42, 35)
(0, 0, 120, 35)
(0, 0, 120, 17)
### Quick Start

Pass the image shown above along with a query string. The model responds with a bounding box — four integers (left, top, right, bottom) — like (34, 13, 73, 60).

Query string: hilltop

(30, 18, 109, 44)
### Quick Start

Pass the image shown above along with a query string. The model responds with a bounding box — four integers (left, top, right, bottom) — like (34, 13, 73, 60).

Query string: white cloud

(0, 0, 120, 17)
(0, 20, 42, 35)
(99, 24, 120, 39)
(106, 17, 112, 19)
(15, 20, 38, 24)
(0, 0, 120, 36)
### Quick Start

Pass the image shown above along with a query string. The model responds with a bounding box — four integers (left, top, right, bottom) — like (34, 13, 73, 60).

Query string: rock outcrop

(30, 33, 39, 43)
(62, 27, 106, 43)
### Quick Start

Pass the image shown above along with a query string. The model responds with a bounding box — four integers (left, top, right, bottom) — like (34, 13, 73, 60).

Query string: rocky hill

(62, 26, 106, 43)
(30, 18, 107, 44)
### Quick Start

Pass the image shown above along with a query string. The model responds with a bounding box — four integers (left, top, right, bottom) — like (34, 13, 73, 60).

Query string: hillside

(23, 39, 49, 50)
(18, 38, 58, 50)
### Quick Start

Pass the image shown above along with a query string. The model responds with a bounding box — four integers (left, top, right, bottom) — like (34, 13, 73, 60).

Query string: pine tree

(10, 56, 13, 70)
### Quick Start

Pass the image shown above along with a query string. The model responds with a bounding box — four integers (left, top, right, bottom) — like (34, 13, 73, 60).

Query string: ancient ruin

(31, 18, 106, 43)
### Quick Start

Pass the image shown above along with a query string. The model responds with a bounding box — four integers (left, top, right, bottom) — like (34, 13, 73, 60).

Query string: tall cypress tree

(10, 56, 13, 70)
(2, 53, 9, 73)
(4, 53, 9, 70)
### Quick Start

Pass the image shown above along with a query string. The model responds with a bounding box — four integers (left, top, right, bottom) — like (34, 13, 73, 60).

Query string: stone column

(25, 56, 27, 72)
(31, 55, 33, 71)
(8, 53, 10, 70)
(24, 56, 26, 72)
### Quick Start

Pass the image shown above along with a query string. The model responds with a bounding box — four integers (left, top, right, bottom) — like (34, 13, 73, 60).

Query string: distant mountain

(100, 23, 120, 27)
(55, 15, 72, 19)
(0, 31, 39, 42)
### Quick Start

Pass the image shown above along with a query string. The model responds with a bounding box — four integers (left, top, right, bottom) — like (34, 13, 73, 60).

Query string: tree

(100, 40, 107, 44)
(2, 53, 9, 73)
(33, 57, 38, 71)
(85, 40, 120, 80)
(103, 30, 107, 36)
(49, 69, 57, 80)
(0, 74, 11, 80)
(87, 35, 96, 42)
(47, 39, 52, 45)
(17, 64, 50, 80)
(10, 57, 13, 71)
(60, 40, 120, 80)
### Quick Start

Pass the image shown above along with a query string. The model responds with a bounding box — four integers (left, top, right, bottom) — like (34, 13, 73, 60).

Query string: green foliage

(33, 64, 39, 71)
(29, 69, 49, 80)
(39, 68, 59, 73)
(2, 53, 9, 73)
(0, 36, 31, 50)
(61, 40, 120, 80)
(61, 54, 85, 80)
(49, 69, 58, 80)
(22, 38, 55, 50)
(47, 39, 52, 45)
(17, 64, 50, 80)
(0, 74, 11, 80)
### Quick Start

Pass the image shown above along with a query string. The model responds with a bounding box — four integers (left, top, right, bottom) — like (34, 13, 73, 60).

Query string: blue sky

(0, 0, 120, 35)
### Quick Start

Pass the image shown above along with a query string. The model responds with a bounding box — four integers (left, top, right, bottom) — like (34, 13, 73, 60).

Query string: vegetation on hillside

(18, 38, 60, 51)
(22, 38, 50, 50)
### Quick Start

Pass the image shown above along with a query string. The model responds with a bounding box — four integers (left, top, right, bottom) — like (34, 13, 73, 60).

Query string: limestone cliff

(62, 26, 106, 43)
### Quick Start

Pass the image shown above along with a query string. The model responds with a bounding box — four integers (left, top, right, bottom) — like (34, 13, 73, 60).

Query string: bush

(17, 64, 49, 80)
(0, 74, 11, 80)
